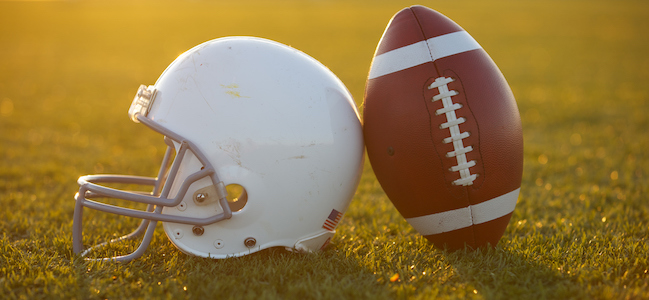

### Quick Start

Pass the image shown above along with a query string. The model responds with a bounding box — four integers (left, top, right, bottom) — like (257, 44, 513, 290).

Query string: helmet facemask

(73, 86, 232, 262)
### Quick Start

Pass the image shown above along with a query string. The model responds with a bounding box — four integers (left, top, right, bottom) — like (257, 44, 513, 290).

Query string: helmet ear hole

(226, 184, 247, 212)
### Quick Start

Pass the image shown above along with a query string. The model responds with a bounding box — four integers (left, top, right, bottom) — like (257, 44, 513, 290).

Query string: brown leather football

(363, 5, 523, 250)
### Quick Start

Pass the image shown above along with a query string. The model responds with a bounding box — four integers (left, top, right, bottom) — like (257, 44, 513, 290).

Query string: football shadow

(435, 244, 577, 298)
(317, 231, 577, 298)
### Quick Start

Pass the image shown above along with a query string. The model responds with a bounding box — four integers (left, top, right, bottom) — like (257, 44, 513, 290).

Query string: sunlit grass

(1, 0, 648, 299)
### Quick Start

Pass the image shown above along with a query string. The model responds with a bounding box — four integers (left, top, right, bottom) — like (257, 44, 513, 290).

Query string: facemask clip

(128, 85, 157, 123)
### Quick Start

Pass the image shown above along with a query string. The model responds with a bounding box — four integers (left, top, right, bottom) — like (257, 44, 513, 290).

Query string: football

(363, 5, 523, 250)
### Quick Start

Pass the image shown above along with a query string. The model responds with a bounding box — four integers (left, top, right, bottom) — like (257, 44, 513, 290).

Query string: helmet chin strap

(293, 230, 336, 253)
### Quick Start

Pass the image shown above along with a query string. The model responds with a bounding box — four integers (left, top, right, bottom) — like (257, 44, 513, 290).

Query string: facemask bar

(73, 114, 233, 262)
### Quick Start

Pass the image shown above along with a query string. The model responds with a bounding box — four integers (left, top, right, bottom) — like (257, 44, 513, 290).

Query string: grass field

(1, 0, 648, 299)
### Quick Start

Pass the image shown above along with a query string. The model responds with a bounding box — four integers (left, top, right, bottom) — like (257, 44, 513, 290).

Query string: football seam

(409, 6, 441, 76)
(410, 6, 478, 248)
(409, 8, 458, 199)
(408, 7, 463, 202)
(410, 7, 478, 188)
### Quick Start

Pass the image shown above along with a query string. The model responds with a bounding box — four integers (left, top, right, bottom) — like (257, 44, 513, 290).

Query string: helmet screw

(195, 193, 208, 203)
(244, 237, 256, 248)
(214, 239, 225, 249)
(192, 226, 204, 236)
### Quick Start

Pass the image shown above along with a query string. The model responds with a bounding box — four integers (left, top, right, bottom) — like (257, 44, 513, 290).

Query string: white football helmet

(73, 37, 364, 262)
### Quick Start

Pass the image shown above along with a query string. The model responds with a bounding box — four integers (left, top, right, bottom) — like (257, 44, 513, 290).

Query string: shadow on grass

(438, 245, 581, 299)
(320, 231, 582, 299)
(65, 228, 583, 299)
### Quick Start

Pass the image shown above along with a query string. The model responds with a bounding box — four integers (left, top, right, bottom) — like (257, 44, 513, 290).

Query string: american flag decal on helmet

(322, 209, 342, 231)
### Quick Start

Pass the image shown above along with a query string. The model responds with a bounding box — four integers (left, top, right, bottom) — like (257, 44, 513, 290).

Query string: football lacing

(428, 77, 477, 186)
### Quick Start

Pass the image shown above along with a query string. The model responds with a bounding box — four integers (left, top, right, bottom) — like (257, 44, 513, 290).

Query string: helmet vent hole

(226, 184, 248, 212)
